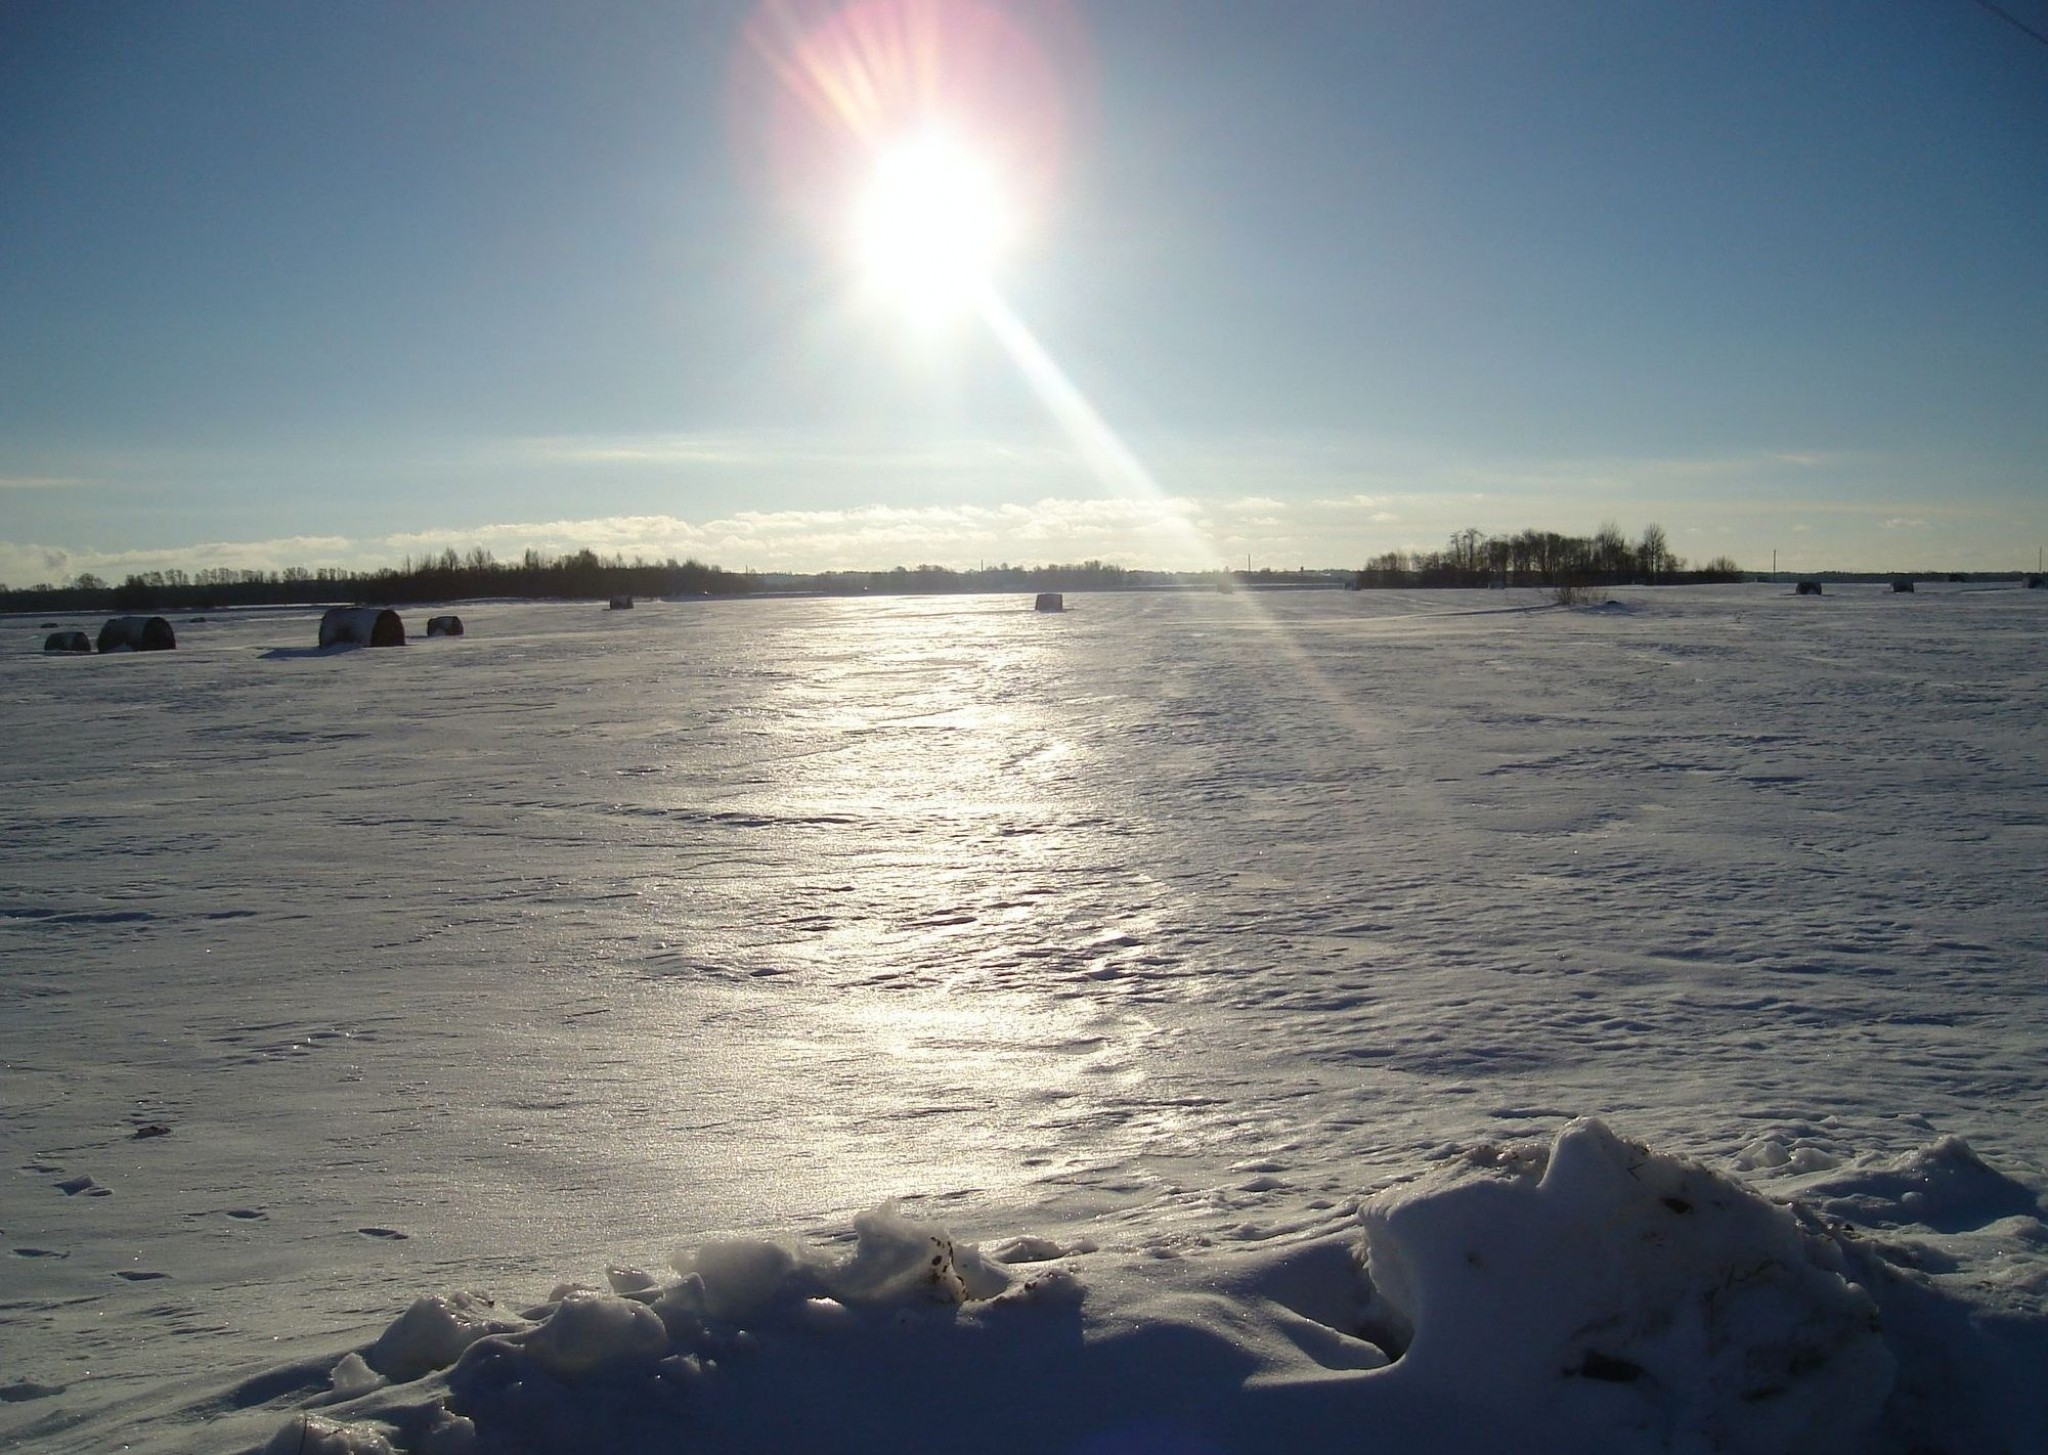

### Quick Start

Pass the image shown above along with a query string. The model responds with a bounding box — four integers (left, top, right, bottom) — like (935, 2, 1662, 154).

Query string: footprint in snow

(56, 1175, 111, 1197)
(357, 1227, 409, 1240)
(114, 1270, 169, 1281)
(12, 1247, 70, 1259)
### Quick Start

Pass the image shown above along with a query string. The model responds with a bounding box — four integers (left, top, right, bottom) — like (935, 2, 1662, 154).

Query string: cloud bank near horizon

(0, 441, 2033, 587)
(1, 495, 1395, 587)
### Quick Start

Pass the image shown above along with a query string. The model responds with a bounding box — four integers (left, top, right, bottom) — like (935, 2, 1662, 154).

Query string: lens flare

(734, 0, 1074, 243)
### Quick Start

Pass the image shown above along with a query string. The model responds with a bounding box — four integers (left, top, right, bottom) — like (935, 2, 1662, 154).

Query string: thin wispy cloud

(513, 431, 1083, 475)
(0, 535, 357, 588)
(387, 497, 1226, 571)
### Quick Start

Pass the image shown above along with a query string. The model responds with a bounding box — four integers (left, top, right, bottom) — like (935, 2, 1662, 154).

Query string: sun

(853, 132, 1012, 318)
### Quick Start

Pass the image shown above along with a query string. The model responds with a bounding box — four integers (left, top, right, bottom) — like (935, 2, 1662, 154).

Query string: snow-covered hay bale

(319, 606, 405, 648)
(96, 615, 176, 652)
(426, 614, 464, 638)
(608, 596, 634, 610)
(1892, 579, 1916, 593)
(1794, 580, 1823, 596)
(43, 630, 93, 654)
(1034, 592, 1064, 613)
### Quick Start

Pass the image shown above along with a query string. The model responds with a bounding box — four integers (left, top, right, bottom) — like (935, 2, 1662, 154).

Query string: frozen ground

(1, 583, 2043, 1452)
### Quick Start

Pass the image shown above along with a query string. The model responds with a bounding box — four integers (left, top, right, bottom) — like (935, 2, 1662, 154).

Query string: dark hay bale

(608, 596, 634, 610)
(319, 606, 406, 648)
(1794, 581, 1823, 596)
(97, 616, 176, 652)
(1947, 573, 1966, 583)
(426, 614, 465, 638)
(2026, 575, 2042, 589)
(1892, 579, 1916, 593)
(1034, 592, 1065, 613)
(43, 630, 93, 654)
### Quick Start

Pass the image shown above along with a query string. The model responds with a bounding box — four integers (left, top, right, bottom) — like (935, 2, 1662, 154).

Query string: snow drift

(252, 1118, 2030, 1455)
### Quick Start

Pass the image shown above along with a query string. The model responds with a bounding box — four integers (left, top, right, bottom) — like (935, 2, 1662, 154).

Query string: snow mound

(1358, 1117, 1893, 1453)
(1793, 1135, 2044, 1233)
(260, 1122, 1938, 1455)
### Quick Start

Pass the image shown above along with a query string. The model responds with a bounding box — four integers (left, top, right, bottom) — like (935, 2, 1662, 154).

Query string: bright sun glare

(854, 133, 1011, 317)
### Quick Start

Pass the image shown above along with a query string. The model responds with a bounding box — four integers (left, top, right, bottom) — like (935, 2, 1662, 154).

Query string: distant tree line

(1353, 523, 1743, 589)
(788, 559, 1139, 595)
(0, 547, 754, 614)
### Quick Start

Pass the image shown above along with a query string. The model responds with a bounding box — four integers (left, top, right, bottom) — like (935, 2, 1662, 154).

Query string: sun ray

(738, 1, 1272, 581)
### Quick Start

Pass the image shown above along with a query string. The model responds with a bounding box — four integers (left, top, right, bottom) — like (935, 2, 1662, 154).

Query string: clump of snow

(662, 1205, 1012, 1322)
(520, 1292, 668, 1378)
(329, 1352, 383, 1399)
(260, 1413, 395, 1454)
(1736, 1135, 1841, 1174)
(366, 1292, 515, 1383)
(667, 1238, 798, 1321)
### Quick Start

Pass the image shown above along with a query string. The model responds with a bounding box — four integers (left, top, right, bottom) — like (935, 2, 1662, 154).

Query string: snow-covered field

(3, 583, 2044, 1453)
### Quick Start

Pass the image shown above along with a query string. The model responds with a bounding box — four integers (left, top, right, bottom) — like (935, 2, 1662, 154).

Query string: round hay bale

(426, 614, 465, 638)
(1034, 592, 1065, 613)
(319, 606, 406, 648)
(2026, 574, 2043, 589)
(1794, 581, 1822, 596)
(608, 596, 634, 610)
(1891, 579, 1915, 593)
(44, 630, 93, 654)
(97, 616, 177, 652)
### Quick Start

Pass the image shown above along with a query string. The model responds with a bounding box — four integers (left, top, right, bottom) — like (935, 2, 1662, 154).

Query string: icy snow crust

(2, 584, 2044, 1452)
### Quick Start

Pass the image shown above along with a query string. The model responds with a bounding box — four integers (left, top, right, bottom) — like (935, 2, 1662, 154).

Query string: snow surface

(2, 584, 2044, 1453)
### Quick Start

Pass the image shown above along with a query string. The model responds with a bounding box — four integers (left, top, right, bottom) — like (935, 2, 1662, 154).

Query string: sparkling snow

(2, 583, 2043, 1452)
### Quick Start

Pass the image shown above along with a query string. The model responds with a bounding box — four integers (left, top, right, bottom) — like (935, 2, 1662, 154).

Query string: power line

(1967, 0, 2048, 50)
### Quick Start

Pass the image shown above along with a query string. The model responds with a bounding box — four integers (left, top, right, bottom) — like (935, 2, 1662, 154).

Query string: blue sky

(3, 0, 2044, 582)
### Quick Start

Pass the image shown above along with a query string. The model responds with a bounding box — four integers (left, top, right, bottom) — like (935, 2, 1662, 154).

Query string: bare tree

(1636, 523, 1671, 583)
(1593, 521, 1631, 581)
